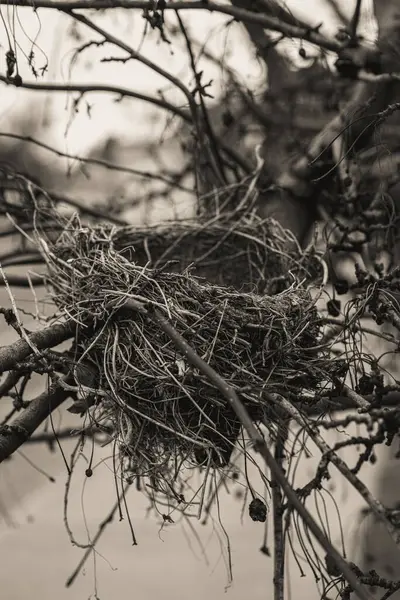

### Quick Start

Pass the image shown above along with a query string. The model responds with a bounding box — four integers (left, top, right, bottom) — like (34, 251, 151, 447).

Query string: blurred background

(0, 1, 397, 599)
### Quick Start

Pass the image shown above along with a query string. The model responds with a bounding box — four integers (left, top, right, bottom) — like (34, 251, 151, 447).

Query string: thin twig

(66, 482, 132, 588)
(271, 394, 400, 547)
(0, 129, 192, 190)
(0, 76, 188, 121)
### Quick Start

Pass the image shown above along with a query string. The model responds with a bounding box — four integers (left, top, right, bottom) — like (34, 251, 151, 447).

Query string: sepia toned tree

(0, 1, 400, 598)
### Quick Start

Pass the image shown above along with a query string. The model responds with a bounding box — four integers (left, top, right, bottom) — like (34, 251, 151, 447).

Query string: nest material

(53, 214, 322, 294)
(37, 211, 338, 476)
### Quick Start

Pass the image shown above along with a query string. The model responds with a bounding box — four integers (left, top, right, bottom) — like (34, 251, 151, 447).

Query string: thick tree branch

(0, 320, 75, 375)
(0, 378, 72, 462)
(349, 0, 363, 41)
(0, 274, 44, 287)
(254, 0, 311, 29)
(259, 76, 392, 242)
(0, 1, 343, 52)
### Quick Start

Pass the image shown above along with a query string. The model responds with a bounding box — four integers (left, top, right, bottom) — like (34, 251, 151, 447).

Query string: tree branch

(0, 80, 251, 176)
(0, 129, 194, 195)
(0, 378, 72, 462)
(145, 303, 373, 600)
(272, 422, 288, 600)
(0, 320, 75, 375)
(273, 394, 400, 547)
(0, 273, 45, 287)
(0, 75, 189, 123)
(258, 76, 391, 242)
(349, 0, 363, 41)
(0, 1, 343, 53)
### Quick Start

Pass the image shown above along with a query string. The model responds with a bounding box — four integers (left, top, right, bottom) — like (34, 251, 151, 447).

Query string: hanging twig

(66, 482, 132, 587)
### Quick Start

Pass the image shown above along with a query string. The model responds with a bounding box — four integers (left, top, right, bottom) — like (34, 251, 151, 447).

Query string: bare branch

(0, 130, 194, 196)
(0, 273, 44, 287)
(64, 11, 197, 110)
(254, 0, 312, 29)
(0, 320, 75, 375)
(0, 1, 343, 53)
(272, 422, 288, 600)
(0, 80, 251, 176)
(0, 378, 72, 462)
(274, 394, 400, 547)
(0, 75, 189, 123)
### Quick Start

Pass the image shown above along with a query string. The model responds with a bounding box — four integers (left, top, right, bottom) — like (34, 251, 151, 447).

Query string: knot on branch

(0, 423, 29, 440)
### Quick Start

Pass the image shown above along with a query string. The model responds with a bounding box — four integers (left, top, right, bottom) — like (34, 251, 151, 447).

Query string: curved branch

(0, 1, 343, 53)
(0, 75, 189, 122)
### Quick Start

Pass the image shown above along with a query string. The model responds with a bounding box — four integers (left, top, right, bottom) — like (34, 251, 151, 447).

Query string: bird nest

(110, 216, 317, 294)
(36, 208, 338, 479)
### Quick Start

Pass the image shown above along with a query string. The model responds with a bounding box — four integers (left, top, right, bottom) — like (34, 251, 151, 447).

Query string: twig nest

(38, 215, 337, 478)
